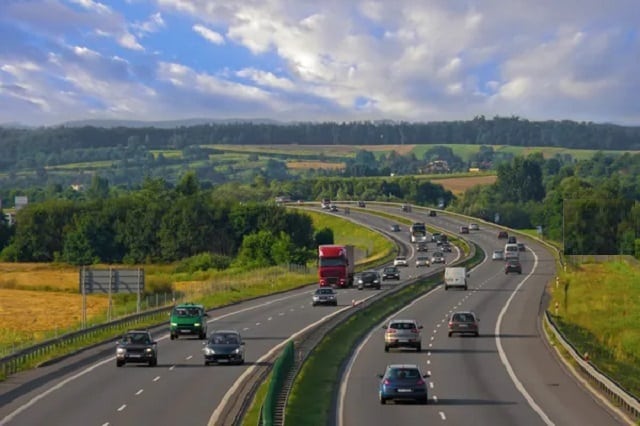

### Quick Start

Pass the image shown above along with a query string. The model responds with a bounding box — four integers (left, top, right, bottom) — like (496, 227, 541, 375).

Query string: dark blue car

(378, 364, 429, 404)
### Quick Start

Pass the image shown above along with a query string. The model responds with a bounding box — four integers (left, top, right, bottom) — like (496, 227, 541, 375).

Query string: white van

(504, 243, 519, 260)
(444, 267, 469, 291)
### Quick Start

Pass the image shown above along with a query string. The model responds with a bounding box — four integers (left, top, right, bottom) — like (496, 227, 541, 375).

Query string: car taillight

(448, 322, 453, 327)
(416, 378, 425, 385)
(387, 329, 396, 334)
(410, 328, 418, 334)
(383, 379, 391, 385)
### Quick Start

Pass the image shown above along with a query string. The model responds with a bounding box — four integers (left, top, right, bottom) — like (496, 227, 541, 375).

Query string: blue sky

(0, 0, 638, 126)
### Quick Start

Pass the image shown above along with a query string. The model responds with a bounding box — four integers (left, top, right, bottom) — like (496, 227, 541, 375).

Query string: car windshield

(210, 334, 239, 345)
(361, 272, 377, 280)
(389, 322, 417, 330)
(316, 288, 334, 294)
(124, 333, 150, 344)
(452, 313, 475, 322)
(174, 307, 201, 317)
(388, 368, 420, 379)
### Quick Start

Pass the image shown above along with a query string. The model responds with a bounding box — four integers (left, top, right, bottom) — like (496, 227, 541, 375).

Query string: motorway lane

(339, 206, 626, 426)
(0, 207, 435, 426)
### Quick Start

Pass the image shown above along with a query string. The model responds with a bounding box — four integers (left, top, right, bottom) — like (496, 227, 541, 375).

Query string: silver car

(383, 319, 423, 352)
(492, 249, 504, 261)
(312, 287, 338, 306)
(431, 251, 445, 264)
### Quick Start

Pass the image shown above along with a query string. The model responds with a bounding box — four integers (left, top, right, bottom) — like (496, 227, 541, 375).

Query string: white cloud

(132, 12, 166, 36)
(192, 24, 225, 45)
(236, 68, 294, 90)
(67, 0, 112, 15)
(117, 32, 144, 50)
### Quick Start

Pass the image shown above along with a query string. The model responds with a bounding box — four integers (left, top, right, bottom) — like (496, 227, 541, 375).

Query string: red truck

(318, 244, 355, 288)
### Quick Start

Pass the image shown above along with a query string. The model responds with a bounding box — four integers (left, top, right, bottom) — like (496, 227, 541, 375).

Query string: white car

(393, 256, 409, 267)
(469, 223, 479, 231)
(415, 256, 431, 267)
(492, 249, 504, 261)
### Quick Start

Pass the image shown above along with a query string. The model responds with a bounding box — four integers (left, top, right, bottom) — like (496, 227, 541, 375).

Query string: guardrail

(262, 341, 295, 426)
(544, 312, 640, 422)
(0, 306, 171, 379)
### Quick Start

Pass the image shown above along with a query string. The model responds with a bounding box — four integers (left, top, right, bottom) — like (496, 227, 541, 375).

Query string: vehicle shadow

(432, 398, 517, 406)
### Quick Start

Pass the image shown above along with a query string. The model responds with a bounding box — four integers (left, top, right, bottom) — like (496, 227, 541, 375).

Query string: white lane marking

(495, 250, 554, 425)
(186, 355, 193, 360)
(439, 411, 446, 420)
(427, 351, 431, 356)
(428, 343, 433, 348)
(208, 291, 381, 426)
(1, 286, 320, 426)
(433, 329, 437, 333)
(169, 365, 175, 371)
(268, 317, 273, 321)
(153, 376, 160, 382)
(102, 423, 109, 426)
(117, 405, 126, 412)
(430, 382, 434, 389)
(427, 360, 431, 365)
(433, 395, 438, 403)
(243, 327, 249, 331)
(290, 308, 295, 312)
(279, 312, 285, 316)
(427, 370, 431, 376)
(430, 336, 435, 341)
(256, 322, 261, 326)
(436, 323, 441, 328)
(300, 305, 305, 309)
(135, 389, 143, 395)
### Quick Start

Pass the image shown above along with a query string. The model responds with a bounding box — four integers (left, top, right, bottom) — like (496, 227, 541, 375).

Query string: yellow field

(0, 289, 108, 342)
(0, 262, 79, 291)
(433, 175, 497, 196)
(286, 160, 345, 170)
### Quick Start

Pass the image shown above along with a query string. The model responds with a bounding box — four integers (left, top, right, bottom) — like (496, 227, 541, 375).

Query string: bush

(174, 252, 232, 273)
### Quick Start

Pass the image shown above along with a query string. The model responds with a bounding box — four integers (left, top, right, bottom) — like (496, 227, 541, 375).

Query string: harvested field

(287, 160, 345, 170)
(0, 262, 78, 292)
(433, 175, 497, 196)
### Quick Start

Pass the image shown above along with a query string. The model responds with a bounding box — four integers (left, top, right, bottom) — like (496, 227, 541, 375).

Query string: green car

(170, 303, 208, 340)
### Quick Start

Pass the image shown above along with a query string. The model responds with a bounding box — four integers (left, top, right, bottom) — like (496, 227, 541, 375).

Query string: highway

(338, 205, 627, 426)
(0, 207, 443, 426)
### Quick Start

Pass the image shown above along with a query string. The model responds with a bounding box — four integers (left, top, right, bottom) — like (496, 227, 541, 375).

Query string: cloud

(132, 12, 166, 36)
(192, 24, 225, 45)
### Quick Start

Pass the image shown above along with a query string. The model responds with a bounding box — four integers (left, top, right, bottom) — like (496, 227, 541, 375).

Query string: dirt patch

(287, 161, 345, 170)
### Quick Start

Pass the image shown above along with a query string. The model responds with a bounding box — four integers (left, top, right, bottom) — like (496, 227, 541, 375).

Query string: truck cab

(318, 244, 355, 288)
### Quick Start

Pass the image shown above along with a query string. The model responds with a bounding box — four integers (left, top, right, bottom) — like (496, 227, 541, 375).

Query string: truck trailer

(318, 244, 355, 288)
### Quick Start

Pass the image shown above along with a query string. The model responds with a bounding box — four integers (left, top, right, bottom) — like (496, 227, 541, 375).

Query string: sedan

(312, 287, 338, 306)
(382, 266, 400, 281)
(378, 364, 429, 405)
(448, 311, 480, 337)
(498, 231, 508, 239)
(517, 242, 526, 252)
(415, 256, 431, 268)
(356, 270, 381, 290)
(202, 330, 245, 365)
(469, 223, 480, 231)
(393, 256, 409, 267)
(505, 259, 522, 274)
(390, 224, 401, 232)
(492, 249, 504, 261)
(459, 225, 469, 234)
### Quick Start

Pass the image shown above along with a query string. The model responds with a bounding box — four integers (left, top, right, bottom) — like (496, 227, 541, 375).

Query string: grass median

(283, 245, 483, 425)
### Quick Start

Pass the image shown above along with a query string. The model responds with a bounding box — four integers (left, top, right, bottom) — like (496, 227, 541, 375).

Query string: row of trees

(0, 173, 323, 266)
(452, 152, 640, 255)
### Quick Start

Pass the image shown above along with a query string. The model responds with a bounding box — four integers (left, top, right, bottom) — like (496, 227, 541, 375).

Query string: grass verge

(548, 260, 640, 398)
(283, 245, 484, 425)
(241, 370, 273, 426)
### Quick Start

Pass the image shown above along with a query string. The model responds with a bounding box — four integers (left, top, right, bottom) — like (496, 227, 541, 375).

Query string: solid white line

(153, 376, 160, 382)
(117, 405, 126, 412)
(135, 389, 143, 395)
(186, 355, 193, 360)
(495, 250, 555, 425)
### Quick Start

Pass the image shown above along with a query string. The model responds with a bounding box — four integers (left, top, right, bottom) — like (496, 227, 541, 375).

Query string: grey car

(448, 311, 479, 337)
(356, 270, 382, 290)
(203, 330, 245, 365)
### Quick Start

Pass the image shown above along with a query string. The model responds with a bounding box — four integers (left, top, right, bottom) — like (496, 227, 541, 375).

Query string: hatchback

(382, 266, 400, 280)
(356, 270, 381, 290)
(505, 259, 522, 274)
(431, 251, 445, 264)
(469, 223, 479, 231)
(492, 249, 504, 261)
(203, 330, 245, 365)
(378, 364, 429, 405)
(383, 319, 423, 352)
(394, 256, 409, 267)
(448, 311, 480, 337)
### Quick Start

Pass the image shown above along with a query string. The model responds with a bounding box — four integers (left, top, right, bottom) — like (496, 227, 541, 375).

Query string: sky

(1, 0, 639, 126)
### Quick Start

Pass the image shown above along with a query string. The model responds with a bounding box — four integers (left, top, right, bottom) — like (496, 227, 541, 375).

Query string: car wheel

(416, 345, 421, 352)
(116, 360, 124, 367)
(333, 301, 338, 306)
(380, 396, 386, 405)
(200, 332, 206, 340)
(464, 286, 468, 291)
(170, 334, 176, 340)
(444, 286, 449, 291)
(475, 332, 480, 337)
(237, 358, 245, 365)
(204, 361, 209, 366)
(419, 396, 428, 405)
(149, 358, 157, 367)
(376, 286, 381, 290)
(312, 302, 316, 307)
(448, 332, 452, 337)
(358, 286, 363, 290)
(384, 345, 389, 352)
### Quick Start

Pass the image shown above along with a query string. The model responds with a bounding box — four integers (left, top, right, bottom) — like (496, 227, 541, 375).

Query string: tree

(86, 175, 110, 200)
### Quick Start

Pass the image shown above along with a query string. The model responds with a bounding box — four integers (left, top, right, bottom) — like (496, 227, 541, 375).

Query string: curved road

(0, 207, 448, 426)
(339, 205, 628, 426)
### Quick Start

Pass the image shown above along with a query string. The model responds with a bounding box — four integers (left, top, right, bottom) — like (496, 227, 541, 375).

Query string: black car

(203, 330, 245, 365)
(505, 259, 522, 274)
(116, 330, 158, 367)
(356, 270, 382, 290)
(401, 204, 412, 212)
(357, 201, 366, 207)
(390, 224, 401, 232)
(382, 266, 400, 280)
(428, 210, 437, 217)
(508, 236, 517, 244)
(440, 242, 452, 253)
